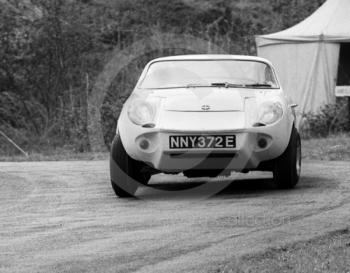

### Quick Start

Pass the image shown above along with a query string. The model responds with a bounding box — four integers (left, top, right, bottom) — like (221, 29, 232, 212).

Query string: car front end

(110, 55, 301, 197)
(118, 92, 293, 173)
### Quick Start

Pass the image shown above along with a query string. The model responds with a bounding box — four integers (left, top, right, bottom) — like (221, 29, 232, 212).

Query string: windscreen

(140, 60, 279, 89)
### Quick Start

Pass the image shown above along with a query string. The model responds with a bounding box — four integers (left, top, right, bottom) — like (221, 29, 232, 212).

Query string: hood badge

(201, 105, 210, 111)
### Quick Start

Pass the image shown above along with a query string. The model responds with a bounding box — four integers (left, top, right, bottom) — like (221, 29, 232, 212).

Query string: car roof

(149, 54, 272, 65)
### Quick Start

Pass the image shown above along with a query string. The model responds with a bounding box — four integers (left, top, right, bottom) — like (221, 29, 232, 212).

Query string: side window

(264, 66, 277, 87)
(265, 66, 273, 83)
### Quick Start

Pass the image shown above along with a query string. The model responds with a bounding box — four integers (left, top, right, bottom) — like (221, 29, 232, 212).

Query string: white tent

(256, 0, 350, 116)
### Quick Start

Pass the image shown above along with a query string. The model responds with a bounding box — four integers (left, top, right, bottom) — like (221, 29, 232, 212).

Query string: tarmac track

(0, 160, 350, 273)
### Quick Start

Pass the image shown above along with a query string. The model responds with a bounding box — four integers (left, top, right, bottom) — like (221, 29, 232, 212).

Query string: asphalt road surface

(1, 160, 350, 273)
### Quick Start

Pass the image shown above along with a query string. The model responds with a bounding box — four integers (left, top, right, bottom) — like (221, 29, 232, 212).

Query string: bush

(301, 99, 350, 138)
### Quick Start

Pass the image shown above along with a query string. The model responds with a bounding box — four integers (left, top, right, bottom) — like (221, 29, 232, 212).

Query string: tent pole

(348, 97, 350, 129)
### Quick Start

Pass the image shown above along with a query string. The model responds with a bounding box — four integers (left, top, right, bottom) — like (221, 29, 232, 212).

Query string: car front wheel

(110, 135, 151, 198)
(273, 126, 301, 189)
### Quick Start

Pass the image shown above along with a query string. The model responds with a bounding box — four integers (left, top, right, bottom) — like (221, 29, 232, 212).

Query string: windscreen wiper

(245, 83, 273, 88)
(211, 82, 245, 88)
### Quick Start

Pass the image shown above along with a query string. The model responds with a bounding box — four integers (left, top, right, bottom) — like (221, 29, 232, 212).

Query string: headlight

(257, 101, 283, 125)
(127, 99, 156, 126)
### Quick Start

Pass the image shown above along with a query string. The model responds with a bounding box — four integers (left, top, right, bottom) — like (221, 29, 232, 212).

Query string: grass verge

(0, 150, 109, 162)
(302, 133, 350, 161)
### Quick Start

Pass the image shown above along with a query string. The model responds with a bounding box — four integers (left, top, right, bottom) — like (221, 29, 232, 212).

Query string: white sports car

(110, 55, 301, 197)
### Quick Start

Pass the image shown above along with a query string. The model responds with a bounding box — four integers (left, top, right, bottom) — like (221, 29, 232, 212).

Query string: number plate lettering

(169, 135, 236, 149)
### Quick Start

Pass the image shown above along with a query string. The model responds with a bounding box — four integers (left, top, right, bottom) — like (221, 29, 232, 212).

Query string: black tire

(272, 126, 301, 189)
(110, 135, 151, 198)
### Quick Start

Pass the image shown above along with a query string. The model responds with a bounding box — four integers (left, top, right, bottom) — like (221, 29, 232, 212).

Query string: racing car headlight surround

(127, 99, 157, 126)
(257, 101, 284, 125)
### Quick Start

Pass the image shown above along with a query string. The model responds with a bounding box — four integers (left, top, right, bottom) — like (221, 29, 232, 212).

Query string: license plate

(169, 135, 236, 149)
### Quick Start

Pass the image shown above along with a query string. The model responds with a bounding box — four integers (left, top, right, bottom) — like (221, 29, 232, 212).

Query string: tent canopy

(257, 0, 350, 46)
(255, 0, 350, 115)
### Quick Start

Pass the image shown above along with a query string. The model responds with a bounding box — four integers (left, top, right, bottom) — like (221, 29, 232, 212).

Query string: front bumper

(119, 122, 291, 173)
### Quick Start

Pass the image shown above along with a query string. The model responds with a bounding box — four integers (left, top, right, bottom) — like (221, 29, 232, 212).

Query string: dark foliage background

(1, 0, 339, 154)
(301, 98, 350, 139)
